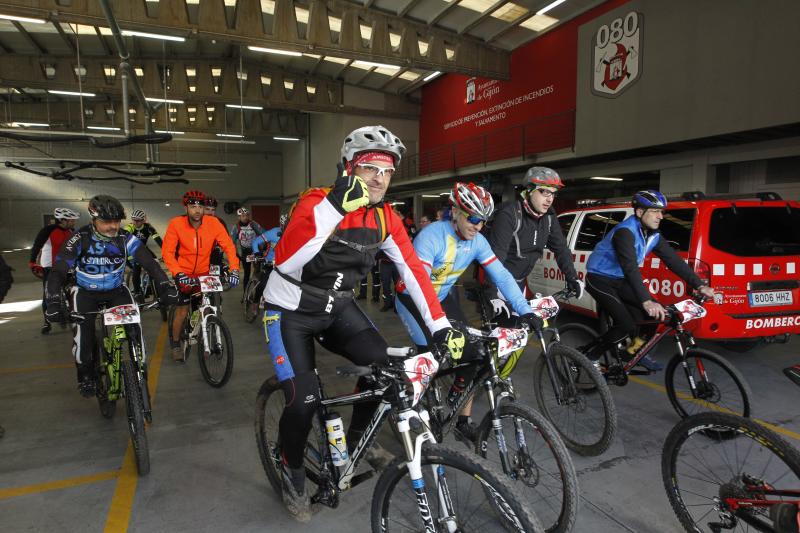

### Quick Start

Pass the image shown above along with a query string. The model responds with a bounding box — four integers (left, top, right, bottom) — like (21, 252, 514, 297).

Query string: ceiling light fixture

(0, 13, 46, 24)
(273, 136, 300, 141)
(423, 71, 442, 82)
(536, 0, 567, 15)
(87, 126, 120, 131)
(48, 90, 96, 97)
(247, 45, 302, 57)
(352, 60, 400, 70)
(10, 122, 49, 127)
(121, 29, 185, 42)
(590, 176, 623, 181)
(145, 97, 185, 104)
(216, 133, 244, 138)
(225, 104, 263, 110)
(155, 130, 185, 135)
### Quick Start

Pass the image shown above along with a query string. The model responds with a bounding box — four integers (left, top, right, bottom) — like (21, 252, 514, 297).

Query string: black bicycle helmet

(88, 195, 126, 220)
(204, 195, 218, 208)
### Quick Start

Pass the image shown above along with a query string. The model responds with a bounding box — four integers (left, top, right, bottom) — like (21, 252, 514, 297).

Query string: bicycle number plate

(673, 299, 707, 323)
(198, 275, 223, 292)
(404, 353, 439, 407)
(208, 265, 221, 275)
(103, 304, 141, 325)
(489, 327, 529, 358)
(748, 290, 793, 307)
(246, 254, 257, 263)
(528, 295, 560, 320)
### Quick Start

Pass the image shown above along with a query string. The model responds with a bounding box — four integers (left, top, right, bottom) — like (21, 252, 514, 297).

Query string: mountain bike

(468, 285, 617, 457)
(243, 255, 271, 323)
(422, 319, 578, 533)
(662, 410, 800, 532)
(255, 346, 545, 532)
(168, 273, 234, 387)
(559, 295, 752, 421)
(70, 300, 159, 476)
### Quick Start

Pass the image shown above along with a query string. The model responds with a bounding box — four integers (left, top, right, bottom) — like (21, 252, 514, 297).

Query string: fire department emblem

(592, 11, 643, 98)
(466, 77, 476, 104)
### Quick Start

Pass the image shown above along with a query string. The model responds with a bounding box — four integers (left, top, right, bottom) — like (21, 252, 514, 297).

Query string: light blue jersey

(251, 227, 281, 262)
(397, 220, 532, 345)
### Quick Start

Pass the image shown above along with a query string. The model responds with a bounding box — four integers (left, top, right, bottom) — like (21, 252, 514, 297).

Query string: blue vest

(586, 215, 660, 279)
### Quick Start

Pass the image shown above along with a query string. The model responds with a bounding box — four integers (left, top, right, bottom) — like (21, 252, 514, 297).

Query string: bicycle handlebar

(387, 346, 415, 358)
(69, 300, 160, 323)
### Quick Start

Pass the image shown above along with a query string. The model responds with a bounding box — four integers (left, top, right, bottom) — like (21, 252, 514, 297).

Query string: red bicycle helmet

(182, 190, 206, 206)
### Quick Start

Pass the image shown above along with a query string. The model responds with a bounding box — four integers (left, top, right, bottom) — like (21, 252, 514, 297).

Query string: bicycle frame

(187, 290, 219, 352)
(305, 369, 455, 532)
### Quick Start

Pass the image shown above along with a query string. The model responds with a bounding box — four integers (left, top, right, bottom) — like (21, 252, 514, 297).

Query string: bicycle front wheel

(534, 343, 617, 456)
(198, 314, 234, 387)
(476, 402, 578, 533)
(665, 348, 751, 419)
(121, 360, 150, 476)
(662, 412, 800, 532)
(372, 443, 544, 533)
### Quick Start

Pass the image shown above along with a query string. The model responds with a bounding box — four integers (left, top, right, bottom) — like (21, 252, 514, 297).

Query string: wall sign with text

(591, 10, 643, 97)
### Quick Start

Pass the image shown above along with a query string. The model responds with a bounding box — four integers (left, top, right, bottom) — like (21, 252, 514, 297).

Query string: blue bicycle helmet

(632, 190, 667, 209)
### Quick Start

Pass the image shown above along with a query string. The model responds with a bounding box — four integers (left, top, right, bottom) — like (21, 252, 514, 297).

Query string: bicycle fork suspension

(675, 337, 708, 399)
(484, 381, 516, 477)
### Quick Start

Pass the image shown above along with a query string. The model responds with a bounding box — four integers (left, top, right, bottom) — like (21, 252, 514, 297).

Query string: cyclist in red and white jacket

(262, 125, 465, 522)
(30, 207, 79, 334)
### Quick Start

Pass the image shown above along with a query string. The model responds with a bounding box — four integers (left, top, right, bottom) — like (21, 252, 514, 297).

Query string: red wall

(251, 205, 279, 229)
(419, 0, 629, 155)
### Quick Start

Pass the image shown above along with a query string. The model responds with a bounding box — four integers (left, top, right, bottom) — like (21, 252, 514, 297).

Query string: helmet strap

(451, 217, 467, 240)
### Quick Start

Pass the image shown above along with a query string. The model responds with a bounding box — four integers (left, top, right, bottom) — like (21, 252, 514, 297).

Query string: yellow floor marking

(103, 323, 167, 533)
(0, 363, 73, 375)
(0, 470, 119, 500)
(628, 375, 800, 442)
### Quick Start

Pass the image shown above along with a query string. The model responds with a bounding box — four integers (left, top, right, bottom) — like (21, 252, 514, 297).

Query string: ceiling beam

(378, 67, 408, 91)
(486, 10, 534, 43)
(460, 0, 509, 35)
(0, 55, 420, 119)
(0, 0, 510, 79)
(398, 0, 424, 18)
(51, 20, 76, 53)
(429, 1, 461, 27)
(94, 25, 114, 56)
(11, 20, 48, 55)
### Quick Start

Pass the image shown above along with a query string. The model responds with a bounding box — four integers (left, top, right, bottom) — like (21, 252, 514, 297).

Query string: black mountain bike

(255, 346, 545, 532)
(423, 321, 578, 533)
(243, 255, 271, 323)
(70, 300, 159, 476)
(469, 285, 617, 457)
(559, 295, 752, 421)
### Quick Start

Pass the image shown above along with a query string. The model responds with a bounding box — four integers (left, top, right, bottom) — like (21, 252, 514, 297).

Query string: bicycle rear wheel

(255, 376, 326, 499)
(198, 314, 234, 387)
(243, 280, 259, 323)
(121, 360, 150, 476)
(475, 402, 578, 533)
(371, 443, 544, 532)
(662, 412, 800, 533)
(665, 348, 751, 420)
(533, 343, 617, 456)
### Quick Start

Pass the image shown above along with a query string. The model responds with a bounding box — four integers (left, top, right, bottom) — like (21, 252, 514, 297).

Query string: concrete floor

(2, 249, 799, 532)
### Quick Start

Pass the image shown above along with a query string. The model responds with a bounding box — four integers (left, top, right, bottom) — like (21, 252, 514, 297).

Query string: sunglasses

(535, 188, 557, 198)
(357, 163, 396, 178)
(460, 209, 486, 225)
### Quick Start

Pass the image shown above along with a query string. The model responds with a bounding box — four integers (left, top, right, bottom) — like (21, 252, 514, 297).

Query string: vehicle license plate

(748, 290, 793, 307)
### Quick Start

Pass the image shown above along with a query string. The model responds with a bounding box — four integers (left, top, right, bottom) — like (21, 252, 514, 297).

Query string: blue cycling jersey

(59, 225, 143, 291)
(251, 227, 281, 262)
(397, 220, 532, 345)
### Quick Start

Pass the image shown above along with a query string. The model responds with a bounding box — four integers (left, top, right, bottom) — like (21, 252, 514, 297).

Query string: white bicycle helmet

(237, 207, 250, 216)
(131, 209, 146, 221)
(341, 125, 406, 165)
(54, 207, 79, 220)
(449, 182, 494, 221)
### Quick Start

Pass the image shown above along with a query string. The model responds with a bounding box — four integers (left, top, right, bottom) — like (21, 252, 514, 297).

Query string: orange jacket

(162, 215, 240, 277)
